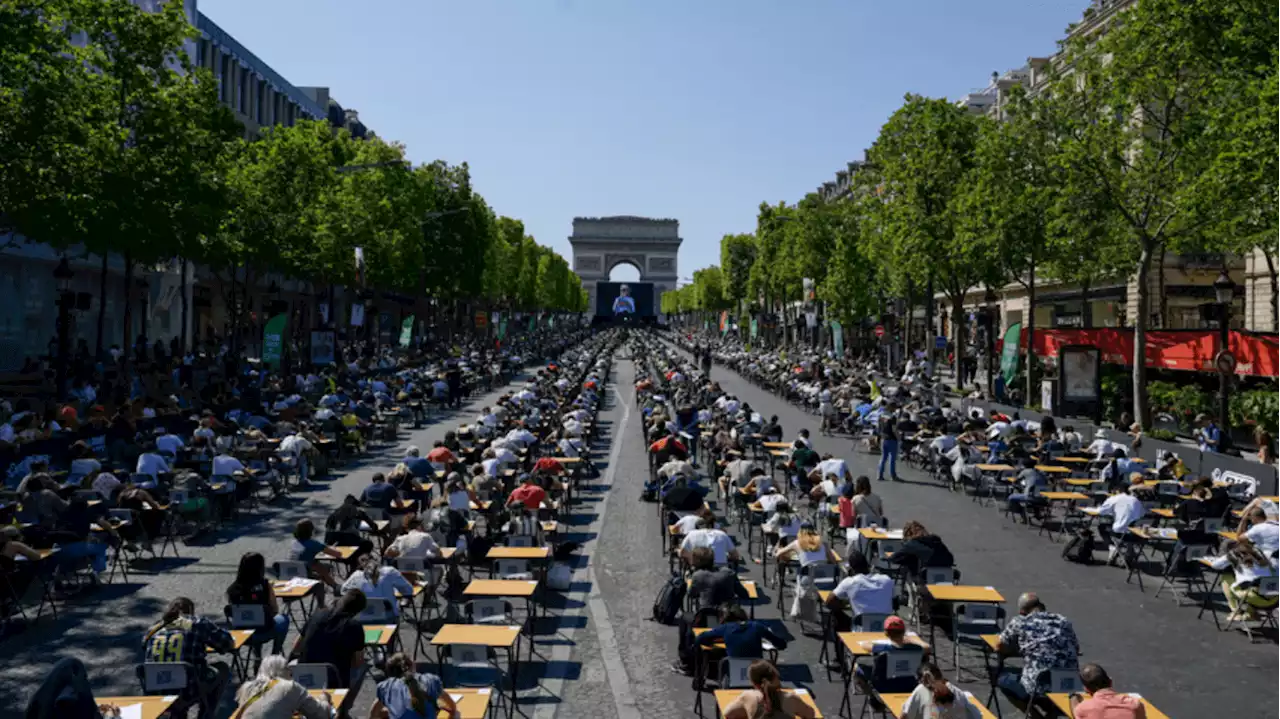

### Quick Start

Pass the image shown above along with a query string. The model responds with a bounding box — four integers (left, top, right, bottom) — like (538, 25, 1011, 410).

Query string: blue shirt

(361, 482, 398, 510)
(695, 620, 788, 658)
(1199, 424, 1221, 452)
(403, 457, 433, 478)
(375, 673, 443, 719)
(289, 538, 328, 562)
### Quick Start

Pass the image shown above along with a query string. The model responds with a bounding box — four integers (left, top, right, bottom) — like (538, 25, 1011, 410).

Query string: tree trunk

(121, 256, 134, 364)
(1265, 250, 1278, 333)
(951, 298, 966, 389)
(179, 257, 189, 354)
(903, 280, 915, 369)
(1080, 279, 1092, 329)
(1026, 263, 1036, 406)
(1156, 247, 1167, 328)
(1133, 244, 1155, 429)
(95, 252, 109, 357)
(925, 272, 935, 372)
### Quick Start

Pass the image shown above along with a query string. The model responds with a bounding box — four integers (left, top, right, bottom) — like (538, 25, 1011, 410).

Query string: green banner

(498, 318, 508, 340)
(528, 316, 536, 333)
(750, 318, 758, 339)
(399, 314, 415, 348)
(261, 313, 288, 368)
(830, 320, 844, 356)
(549, 316, 556, 329)
(1000, 322, 1022, 386)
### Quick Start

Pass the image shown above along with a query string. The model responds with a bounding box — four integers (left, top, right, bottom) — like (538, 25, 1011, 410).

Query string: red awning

(1026, 328, 1279, 378)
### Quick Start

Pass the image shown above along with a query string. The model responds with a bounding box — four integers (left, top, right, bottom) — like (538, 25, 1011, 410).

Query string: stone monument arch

(569, 216, 681, 315)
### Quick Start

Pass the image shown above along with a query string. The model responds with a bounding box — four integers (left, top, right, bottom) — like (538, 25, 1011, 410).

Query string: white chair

(506, 535, 535, 548)
(141, 662, 192, 694)
(357, 597, 397, 624)
(494, 559, 531, 580)
(290, 663, 338, 690)
(852, 612, 890, 632)
(718, 657, 756, 689)
(465, 598, 515, 625)
(924, 566, 956, 586)
(273, 560, 308, 581)
(227, 604, 266, 629)
(395, 557, 427, 574)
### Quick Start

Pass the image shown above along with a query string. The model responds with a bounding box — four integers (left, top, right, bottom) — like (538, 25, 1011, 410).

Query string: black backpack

(651, 574, 686, 625)
(1062, 528, 1096, 565)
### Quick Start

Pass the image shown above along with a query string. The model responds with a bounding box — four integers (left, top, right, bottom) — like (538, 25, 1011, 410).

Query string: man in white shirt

(1096, 483, 1145, 565)
(490, 442, 518, 469)
(1241, 508, 1280, 557)
(155, 431, 185, 456)
(679, 519, 739, 566)
(212, 451, 246, 478)
(757, 486, 787, 513)
(659, 457, 695, 482)
(811, 455, 850, 482)
(479, 408, 499, 428)
(506, 426, 536, 448)
(92, 472, 123, 500)
(1085, 430, 1116, 460)
(826, 553, 894, 620)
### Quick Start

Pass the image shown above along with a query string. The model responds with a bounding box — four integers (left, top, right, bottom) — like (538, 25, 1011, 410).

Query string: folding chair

(139, 662, 205, 717)
(1154, 543, 1213, 604)
(442, 644, 506, 716)
(494, 559, 531, 580)
(465, 598, 515, 625)
(859, 647, 924, 719)
(1027, 668, 1083, 714)
(1223, 575, 1280, 642)
(290, 662, 340, 690)
(951, 603, 1006, 678)
(225, 604, 270, 677)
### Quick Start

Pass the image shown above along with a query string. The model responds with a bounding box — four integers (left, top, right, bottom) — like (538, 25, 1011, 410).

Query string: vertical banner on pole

(830, 320, 844, 356)
(399, 314, 415, 348)
(262, 313, 287, 368)
(1000, 322, 1022, 386)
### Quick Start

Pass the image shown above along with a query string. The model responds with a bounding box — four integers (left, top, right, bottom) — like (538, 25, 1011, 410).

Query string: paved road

(3, 349, 1272, 718)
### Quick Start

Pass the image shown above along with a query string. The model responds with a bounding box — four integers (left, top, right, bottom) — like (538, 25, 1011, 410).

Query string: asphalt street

(1, 348, 1272, 718)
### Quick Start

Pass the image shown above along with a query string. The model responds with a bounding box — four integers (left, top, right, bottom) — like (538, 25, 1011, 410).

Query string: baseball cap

(883, 616, 906, 632)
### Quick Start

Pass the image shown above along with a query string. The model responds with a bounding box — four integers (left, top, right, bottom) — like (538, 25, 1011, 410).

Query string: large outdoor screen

(595, 281, 654, 318)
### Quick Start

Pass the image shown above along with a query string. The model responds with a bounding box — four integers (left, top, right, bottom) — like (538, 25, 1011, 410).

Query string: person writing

(1069, 663, 1147, 719)
(898, 661, 983, 719)
(722, 660, 816, 719)
(371, 652, 459, 719)
(233, 654, 336, 719)
(695, 604, 788, 658)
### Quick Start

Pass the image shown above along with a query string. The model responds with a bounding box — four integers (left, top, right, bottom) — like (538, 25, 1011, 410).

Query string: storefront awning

(1025, 328, 1279, 378)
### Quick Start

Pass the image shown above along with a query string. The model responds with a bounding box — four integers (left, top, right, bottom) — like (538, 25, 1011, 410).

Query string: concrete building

(0, 2, 336, 369)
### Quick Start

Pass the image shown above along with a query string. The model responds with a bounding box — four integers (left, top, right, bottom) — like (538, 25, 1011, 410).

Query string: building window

(220, 53, 232, 104)
(256, 81, 265, 123)
(239, 68, 249, 113)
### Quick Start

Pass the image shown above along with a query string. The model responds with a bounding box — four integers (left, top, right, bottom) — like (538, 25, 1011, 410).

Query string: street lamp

(53, 257, 74, 398)
(984, 287, 999, 398)
(1213, 270, 1236, 436)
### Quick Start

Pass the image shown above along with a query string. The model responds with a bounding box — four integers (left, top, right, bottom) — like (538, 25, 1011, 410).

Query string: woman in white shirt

(762, 501, 803, 544)
(1209, 538, 1277, 623)
(341, 553, 415, 618)
(68, 441, 101, 480)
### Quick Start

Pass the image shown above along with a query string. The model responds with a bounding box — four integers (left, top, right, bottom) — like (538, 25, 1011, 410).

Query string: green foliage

(719, 234, 757, 308)
(1146, 381, 1213, 430)
(1232, 389, 1279, 436)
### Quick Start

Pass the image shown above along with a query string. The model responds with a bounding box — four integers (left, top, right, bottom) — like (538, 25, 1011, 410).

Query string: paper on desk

(449, 693, 464, 703)
(279, 578, 320, 590)
(878, 530, 904, 539)
(118, 703, 143, 719)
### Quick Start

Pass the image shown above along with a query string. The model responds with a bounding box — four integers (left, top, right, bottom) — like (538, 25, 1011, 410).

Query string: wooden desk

(272, 579, 321, 600)
(1149, 507, 1176, 520)
(1036, 465, 1072, 475)
(549, 457, 581, 464)
(391, 498, 417, 511)
(1040, 491, 1089, 502)
(980, 633, 1000, 651)
(1218, 530, 1240, 542)
(880, 692, 997, 718)
(714, 688, 822, 718)
(486, 546, 552, 560)
(976, 464, 1015, 472)
(1064, 478, 1096, 487)
(307, 688, 349, 708)
(432, 623, 521, 648)
(838, 631, 924, 656)
(464, 579, 539, 598)
(324, 545, 360, 561)
(1053, 456, 1090, 464)
(1047, 692, 1170, 719)
(926, 585, 1005, 603)
(858, 528, 903, 541)
(94, 696, 178, 719)
(762, 442, 791, 449)
(685, 579, 759, 601)
(442, 688, 494, 719)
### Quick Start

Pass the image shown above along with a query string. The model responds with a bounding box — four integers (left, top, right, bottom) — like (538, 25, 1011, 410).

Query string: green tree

(870, 95, 995, 378)
(719, 233, 757, 316)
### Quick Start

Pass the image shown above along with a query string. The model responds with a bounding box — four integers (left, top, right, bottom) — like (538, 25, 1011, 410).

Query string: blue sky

(199, 0, 1090, 283)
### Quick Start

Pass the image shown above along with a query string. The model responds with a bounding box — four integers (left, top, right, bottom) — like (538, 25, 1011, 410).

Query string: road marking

(535, 369, 639, 719)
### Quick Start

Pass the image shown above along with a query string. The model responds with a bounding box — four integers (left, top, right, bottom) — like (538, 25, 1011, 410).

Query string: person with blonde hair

(233, 654, 335, 719)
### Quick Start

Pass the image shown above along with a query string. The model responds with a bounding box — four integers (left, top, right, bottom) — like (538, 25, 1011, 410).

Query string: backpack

(1062, 528, 1096, 564)
(651, 574, 686, 625)
(467, 535, 494, 566)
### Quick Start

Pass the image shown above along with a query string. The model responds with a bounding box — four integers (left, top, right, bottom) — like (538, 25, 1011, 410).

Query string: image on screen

(596, 282, 654, 318)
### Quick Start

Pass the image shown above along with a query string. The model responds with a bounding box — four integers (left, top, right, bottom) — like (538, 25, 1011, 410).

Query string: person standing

(878, 405, 902, 482)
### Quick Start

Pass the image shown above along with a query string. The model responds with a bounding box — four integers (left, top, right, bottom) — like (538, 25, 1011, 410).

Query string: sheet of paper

(450, 694, 464, 702)
(118, 703, 143, 719)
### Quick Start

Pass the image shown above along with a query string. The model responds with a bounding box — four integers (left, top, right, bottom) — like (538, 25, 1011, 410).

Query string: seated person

(226, 552, 290, 655)
(506, 473, 547, 511)
(141, 597, 235, 716)
(290, 589, 368, 691)
(324, 496, 380, 565)
(1208, 538, 1278, 623)
(898, 661, 984, 719)
(1006, 457, 1048, 521)
(826, 552, 895, 633)
(1095, 480, 1146, 565)
(371, 653, 457, 719)
(234, 654, 337, 719)
(288, 519, 344, 599)
(890, 521, 956, 583)
(360, 473, 398, 512)
(383, 515, 441, 560)
(722, 660, 817, 719)
(662, 476, 707, 517)
(687, 546, 749, 609)
(341, 553, 414, 618)
(854, 615, 931, 691)
(995, 593, 1079, 704)
(695, 604, 788, 658)
(679, 516, 739, 567)
(1068, 663, 1147, 719)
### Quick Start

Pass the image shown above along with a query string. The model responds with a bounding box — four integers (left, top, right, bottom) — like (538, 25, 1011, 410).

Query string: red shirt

(508, 484, 546, 510)
(534, 458, 565, 475)
(426, 447, 455, 465)
(649, 437, 687, 455)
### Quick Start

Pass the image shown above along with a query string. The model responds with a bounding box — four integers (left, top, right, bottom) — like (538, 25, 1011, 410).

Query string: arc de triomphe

(569, 216, 681, 315)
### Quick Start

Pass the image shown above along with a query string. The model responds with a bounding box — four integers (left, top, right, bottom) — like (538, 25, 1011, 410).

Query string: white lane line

(534, 372, 639, 719)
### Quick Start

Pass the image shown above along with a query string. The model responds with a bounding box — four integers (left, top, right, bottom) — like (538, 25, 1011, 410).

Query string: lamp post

(137, 277, 150, 346)
(53, 257, 74, 398)
(1213, 270, 1236, 436)
(985, 287, 998, 398)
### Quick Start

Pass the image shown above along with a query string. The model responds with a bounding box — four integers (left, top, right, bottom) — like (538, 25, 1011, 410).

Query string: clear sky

(198, 0, 1090, 282)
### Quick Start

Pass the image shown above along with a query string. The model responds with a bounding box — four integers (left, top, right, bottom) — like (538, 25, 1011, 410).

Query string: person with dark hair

(371, 652, 458, 719)
(324, 495, 379, 567)
(1006, 457, 1048, 522)
(695, 604, 789, 658)
(140, 597, 234, 718)
(688, 546, 749, 608)
(722, 660, 816, 719)
(1069, 663, 1147, 719)
(288, 519, 343, 599)
(291, 589, 368, 690)
(899, 661, 983, 719)
(890, 521, 955, 581)
(360, 473, 397, 512)
(25, 656, 111, 719)
(341, 552, 413, 618)
(827, 551, 894, 631)
(226, 552, 289, 654)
